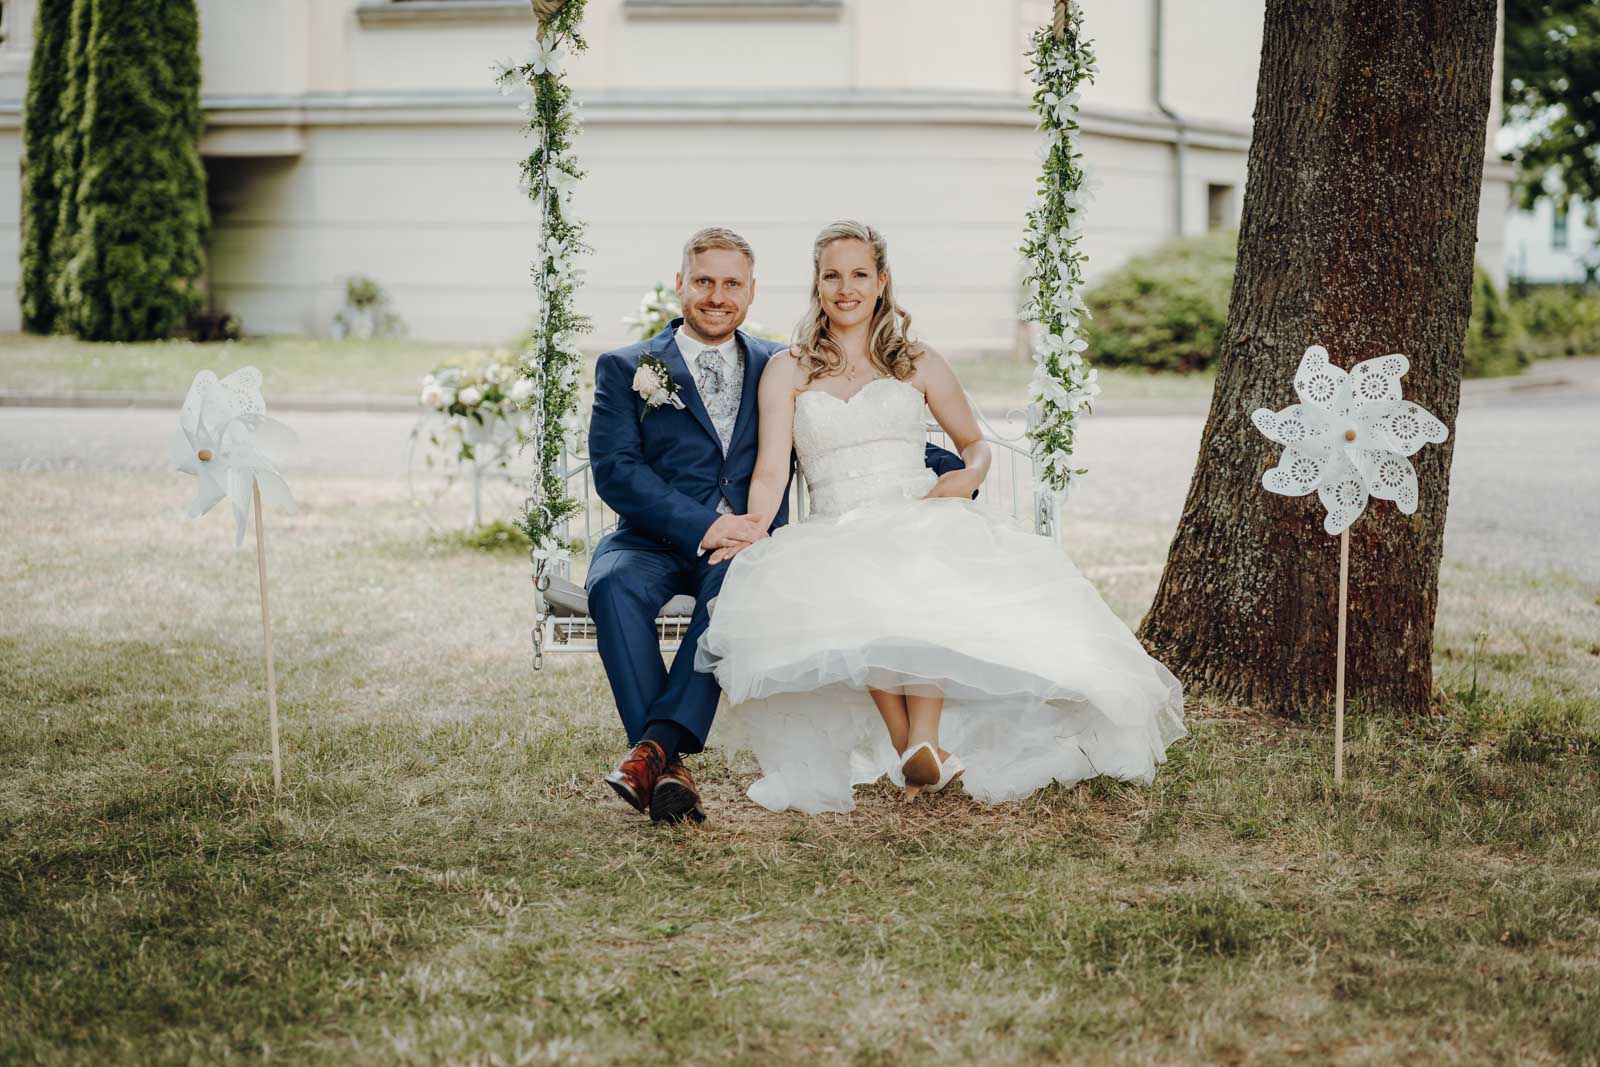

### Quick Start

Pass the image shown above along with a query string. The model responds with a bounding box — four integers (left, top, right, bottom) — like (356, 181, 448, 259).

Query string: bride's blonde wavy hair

(792, 221, 923, 384)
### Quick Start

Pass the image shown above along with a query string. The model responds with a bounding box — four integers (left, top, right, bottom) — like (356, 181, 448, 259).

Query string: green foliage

(43, 0, 94, 332)
(432, 519, 533, 554)
(332, 275, 406, 340)
(1503, 0, 1600, 210)
(17, 0, 72, 332)
(1020, 8, 1099, 491)
(1463, 264, 1534, 378)
(1086, 232, 1532, 378)
(511, 2, 591, 560)
(1082, 230, 1236, 373)
(41, 0, 210, 342)
(1511, 284, 1600, 359)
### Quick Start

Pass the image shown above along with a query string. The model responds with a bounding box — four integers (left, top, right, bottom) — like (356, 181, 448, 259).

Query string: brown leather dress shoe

(650, 760, 707, 824)
(605, 739, 667, 816)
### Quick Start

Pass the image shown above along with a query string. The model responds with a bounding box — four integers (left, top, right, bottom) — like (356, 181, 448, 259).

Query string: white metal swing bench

(530, 398, 1060, 669)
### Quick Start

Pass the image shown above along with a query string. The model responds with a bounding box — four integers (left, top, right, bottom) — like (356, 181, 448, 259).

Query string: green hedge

(20, 0, 208, 342)
(1511, 285, 1600, 360)
(1082, 230, 1235, 373)
(1083, 231, 1532, 378)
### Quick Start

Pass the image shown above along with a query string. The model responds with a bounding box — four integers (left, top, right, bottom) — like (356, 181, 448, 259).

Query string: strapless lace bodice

(794, 377, 936, 517)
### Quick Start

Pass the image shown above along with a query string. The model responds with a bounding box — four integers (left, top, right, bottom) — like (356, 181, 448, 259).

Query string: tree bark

(1136, 0, 1499, 718)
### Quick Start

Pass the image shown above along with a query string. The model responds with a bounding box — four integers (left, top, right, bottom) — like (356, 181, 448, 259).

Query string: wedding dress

(694, 376, 1186, 814)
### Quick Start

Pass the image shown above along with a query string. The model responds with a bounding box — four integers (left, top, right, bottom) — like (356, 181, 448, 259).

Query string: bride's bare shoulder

(909, 343, 958, 391)
(762, 347, 804, 386)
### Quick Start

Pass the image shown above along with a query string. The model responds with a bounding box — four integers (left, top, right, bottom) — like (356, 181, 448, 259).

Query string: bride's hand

(924, 469, 982, 500)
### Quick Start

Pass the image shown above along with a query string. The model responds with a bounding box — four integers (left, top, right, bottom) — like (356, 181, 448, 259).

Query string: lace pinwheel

(171, 366, 297, 794)
(1251, 343, 1448, 783)
(171, 367, 299, 547)
(1252, 345, 1447, 535)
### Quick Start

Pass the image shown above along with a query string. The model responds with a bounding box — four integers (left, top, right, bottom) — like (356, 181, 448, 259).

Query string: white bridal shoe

(898, 742, 966, 800)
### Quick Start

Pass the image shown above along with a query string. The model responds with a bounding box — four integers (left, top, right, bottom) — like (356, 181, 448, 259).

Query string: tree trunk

(1136, 0, 1499, 719)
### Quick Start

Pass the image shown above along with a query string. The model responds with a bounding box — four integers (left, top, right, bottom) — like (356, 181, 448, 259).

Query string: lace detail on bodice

(793, 377, 935, 517)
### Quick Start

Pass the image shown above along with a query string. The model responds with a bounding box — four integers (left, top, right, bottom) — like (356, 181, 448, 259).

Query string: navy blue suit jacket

(588, 319, 965, 563)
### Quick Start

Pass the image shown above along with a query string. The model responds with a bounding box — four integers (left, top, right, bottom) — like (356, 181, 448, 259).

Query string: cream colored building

(0, 0, 1511, 352)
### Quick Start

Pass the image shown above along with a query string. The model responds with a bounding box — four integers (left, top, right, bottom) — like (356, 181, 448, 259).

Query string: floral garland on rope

(1020, 1, 1100, 495)
(499, 0, 592, 578)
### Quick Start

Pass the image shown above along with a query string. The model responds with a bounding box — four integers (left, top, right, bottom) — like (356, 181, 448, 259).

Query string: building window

(1553, 202, 1569, 250)
(624, 0, 844, 19)
(1207, 183, 1235, 231)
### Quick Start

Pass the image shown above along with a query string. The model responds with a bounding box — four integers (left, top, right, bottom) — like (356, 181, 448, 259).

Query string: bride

(694, 220, 1186, 814)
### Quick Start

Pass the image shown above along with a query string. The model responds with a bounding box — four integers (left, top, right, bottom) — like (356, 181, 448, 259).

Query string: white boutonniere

(633, 354, 687, 420)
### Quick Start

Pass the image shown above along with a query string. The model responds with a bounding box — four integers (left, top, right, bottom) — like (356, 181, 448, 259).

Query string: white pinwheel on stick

(1252, 344, 1448, 781)
(171, 367, 298, 793)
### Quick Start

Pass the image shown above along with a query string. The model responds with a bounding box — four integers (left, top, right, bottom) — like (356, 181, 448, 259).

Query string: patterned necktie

(696, 347, 726, 402)
(696, 347, 739, 453)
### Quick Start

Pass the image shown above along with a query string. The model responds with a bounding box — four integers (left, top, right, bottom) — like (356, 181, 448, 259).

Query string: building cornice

(0, 91, 1516, 170)
(128, 90, 1257, 152)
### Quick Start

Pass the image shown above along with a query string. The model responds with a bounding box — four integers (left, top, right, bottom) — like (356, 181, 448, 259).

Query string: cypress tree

(57, 0, 208, 342)
(18, 0, 74, 333)
(46, 0, 94, 332)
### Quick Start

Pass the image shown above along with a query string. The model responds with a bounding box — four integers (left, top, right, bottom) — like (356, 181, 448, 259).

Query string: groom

(587, 227, 965, 824)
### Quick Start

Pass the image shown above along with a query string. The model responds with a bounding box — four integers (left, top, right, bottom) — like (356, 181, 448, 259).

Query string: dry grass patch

(1, 468, 1597, 1066)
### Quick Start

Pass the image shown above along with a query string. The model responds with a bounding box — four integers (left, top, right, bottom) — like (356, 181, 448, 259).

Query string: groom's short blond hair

(682, 227, 755, 274)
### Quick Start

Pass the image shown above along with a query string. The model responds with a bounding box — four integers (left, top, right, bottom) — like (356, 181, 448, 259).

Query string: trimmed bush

(54, 0, 209, 342)
(1083, 230, 1235, 373)
(1085, 231, 1530, 378)
(1462, 264, 1532, 378)
(18, 0, 73, 333)
(1512, 285, 1600, 360)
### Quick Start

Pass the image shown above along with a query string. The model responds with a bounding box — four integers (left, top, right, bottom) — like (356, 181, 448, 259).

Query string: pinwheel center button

(197, 449, 213, 461)
(1343, 430, 1357, 442)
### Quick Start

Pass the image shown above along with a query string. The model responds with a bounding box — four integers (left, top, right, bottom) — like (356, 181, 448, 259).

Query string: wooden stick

(1334, 526, 1349, 783)
(252, 480, 283, 795)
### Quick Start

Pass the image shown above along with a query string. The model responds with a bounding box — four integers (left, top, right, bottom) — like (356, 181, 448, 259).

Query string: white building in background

(0, 0, 1511, 352)
(1506, 197, 1599, 286)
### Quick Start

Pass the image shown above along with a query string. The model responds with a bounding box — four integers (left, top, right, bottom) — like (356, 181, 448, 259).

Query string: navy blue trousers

(586, 542, 729, 756)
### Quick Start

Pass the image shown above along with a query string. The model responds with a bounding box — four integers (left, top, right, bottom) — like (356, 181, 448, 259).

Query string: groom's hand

(699, 513, 767, 559)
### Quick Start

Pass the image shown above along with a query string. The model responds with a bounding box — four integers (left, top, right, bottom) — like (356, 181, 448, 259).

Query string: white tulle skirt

(695, 497, 1187, 814)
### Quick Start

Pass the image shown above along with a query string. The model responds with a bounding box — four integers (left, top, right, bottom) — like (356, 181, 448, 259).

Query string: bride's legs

(869, 689, 910, 753)
(905, 694, 944, 753)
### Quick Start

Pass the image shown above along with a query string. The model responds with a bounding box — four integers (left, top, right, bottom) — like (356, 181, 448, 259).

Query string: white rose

(420, 384, 447, 409)
(459, 386, 483, 407)
(484, 363, 504, 384)
(648, 388, 670, 408)
(633, 365, 663, 396)
(509, 377, 536, 403)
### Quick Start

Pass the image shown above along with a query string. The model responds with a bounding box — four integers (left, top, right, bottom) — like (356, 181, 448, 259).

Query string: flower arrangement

(416, 350, 538, 467)
(623, 282, 683, 340)
(497, 0, 592, 567)
(1020, 5, 1100, 495)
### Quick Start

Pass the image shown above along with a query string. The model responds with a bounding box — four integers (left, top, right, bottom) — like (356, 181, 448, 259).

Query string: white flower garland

(1021, 6, 1100, 495)
(496, 1, 591, 571)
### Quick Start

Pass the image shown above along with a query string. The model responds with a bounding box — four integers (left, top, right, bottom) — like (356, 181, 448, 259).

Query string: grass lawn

(2, 468, 1597, 1065)
(0, 334, 1215, 412)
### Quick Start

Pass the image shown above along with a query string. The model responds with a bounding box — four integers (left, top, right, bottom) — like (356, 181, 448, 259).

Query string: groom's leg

(643, 557, 731, 757)
(587, 546, 688, 747)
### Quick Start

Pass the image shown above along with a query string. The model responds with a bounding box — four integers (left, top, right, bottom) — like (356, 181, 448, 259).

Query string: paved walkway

(2, 359, 1596, 582)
